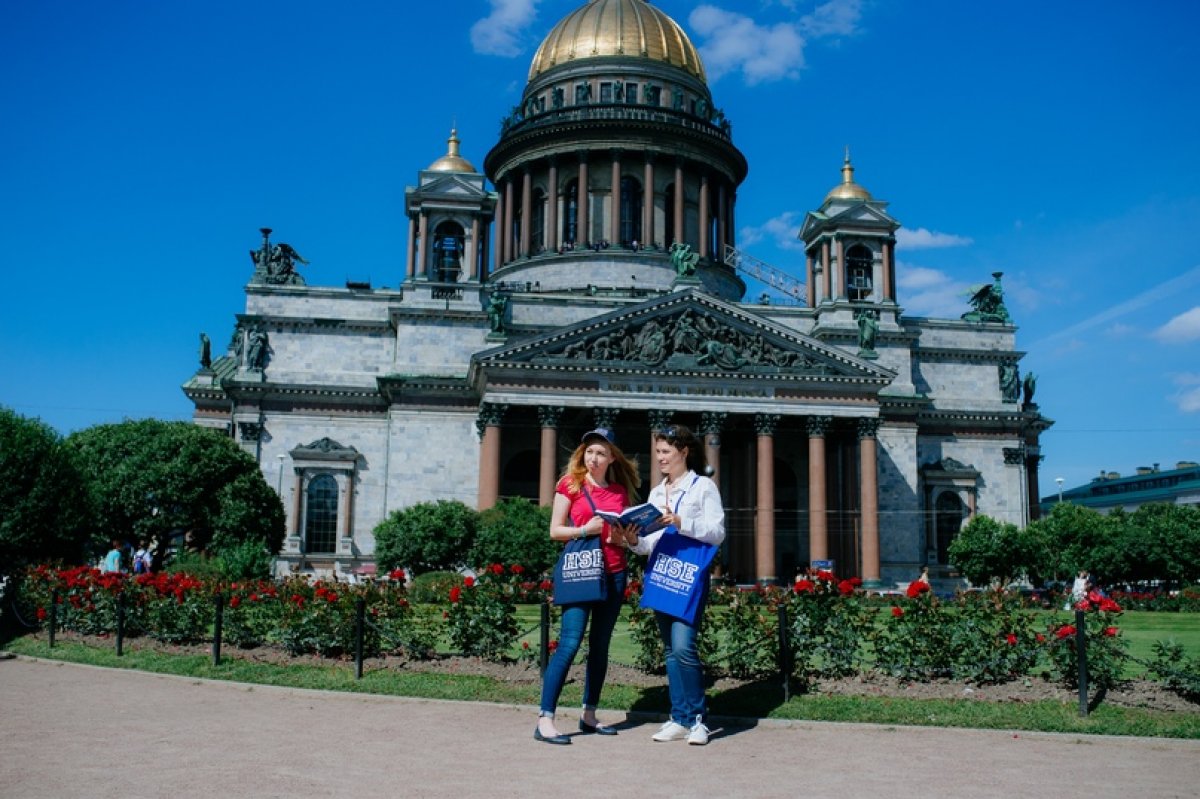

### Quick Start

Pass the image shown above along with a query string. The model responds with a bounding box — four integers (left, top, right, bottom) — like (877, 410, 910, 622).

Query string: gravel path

(1, 656, 1197, 798)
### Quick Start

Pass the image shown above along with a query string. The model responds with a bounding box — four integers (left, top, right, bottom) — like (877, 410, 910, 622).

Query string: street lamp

(277, 453, 286, 496)
(1055, 476, 1064, 504)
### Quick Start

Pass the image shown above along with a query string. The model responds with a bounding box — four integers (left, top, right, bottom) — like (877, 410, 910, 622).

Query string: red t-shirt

(556, 476, 629, 574)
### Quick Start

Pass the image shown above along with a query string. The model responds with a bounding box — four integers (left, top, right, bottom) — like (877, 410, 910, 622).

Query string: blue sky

(3, 0, 1199, 497)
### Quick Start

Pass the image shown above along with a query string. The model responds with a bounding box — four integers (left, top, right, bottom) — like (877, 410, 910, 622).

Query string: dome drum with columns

(185, 0, 1051, 589)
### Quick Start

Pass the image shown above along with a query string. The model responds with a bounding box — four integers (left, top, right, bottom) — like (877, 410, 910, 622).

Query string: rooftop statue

(962, 271, 1011, 323)
(249, 228, 308, 285)
(855, 308, 879, 359)
(669, 242, 699, 276)
(486, 292, 509, 335)
(199, 332, 212, 370)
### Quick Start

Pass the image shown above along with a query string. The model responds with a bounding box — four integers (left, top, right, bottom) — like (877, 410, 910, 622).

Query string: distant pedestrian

(102, 540, 123, 573)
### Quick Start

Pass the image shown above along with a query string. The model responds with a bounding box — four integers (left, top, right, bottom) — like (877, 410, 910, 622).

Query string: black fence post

(539, 600, 550, 676)
(354, 598, 366, 680)
(777, 604, 792, 703)
(1075, 608, 1088, 717)
(48, 590, 58, 648)
(115, 593, 125, 657)
(212, 593, 224, 667)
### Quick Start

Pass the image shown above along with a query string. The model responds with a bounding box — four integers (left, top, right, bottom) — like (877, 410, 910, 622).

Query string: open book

(595, 502, 669, 535)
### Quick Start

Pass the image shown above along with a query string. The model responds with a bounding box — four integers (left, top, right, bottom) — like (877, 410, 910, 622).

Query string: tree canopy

(0, 407, 91, 575)
(373, 500, 477, 575)
(64, 420, 284, 562)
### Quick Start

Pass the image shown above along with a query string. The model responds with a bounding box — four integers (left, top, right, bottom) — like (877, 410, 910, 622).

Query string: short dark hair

(654, 424, 707, 474)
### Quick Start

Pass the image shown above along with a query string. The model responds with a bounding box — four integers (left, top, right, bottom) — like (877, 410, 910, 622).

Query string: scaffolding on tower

(723, 244, 807, 303)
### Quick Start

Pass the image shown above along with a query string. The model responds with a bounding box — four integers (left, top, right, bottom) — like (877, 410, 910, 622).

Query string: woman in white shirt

(624, 424, 725, 745)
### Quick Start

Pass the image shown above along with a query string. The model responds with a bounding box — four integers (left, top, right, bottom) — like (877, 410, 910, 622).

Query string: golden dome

(824, 149, 873, 202)
(529, 0, 706, 83)
(427, 129, 477, 173)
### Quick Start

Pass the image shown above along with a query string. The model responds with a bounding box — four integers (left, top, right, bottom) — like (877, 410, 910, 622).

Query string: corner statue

(486, 292, 509, 335)
(250, 227, 308, 286)
(961, 271, 1011, 323)
(669, 242, 700, 277)
(199, 332, 212, 370)
(855, 309, 879, 359)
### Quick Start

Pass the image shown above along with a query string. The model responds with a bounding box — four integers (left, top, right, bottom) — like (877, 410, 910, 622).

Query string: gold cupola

(824, 149, 874, 203)
(528, 0, 706, 83)
(427, 129, 477, 173)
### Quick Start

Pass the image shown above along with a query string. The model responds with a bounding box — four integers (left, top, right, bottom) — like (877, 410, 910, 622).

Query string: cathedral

(184, 0, 1051, 587)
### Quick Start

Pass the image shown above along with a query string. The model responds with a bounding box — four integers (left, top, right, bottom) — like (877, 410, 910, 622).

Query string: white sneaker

(652, 720, 689, 742)
(687, 720, 710, 746)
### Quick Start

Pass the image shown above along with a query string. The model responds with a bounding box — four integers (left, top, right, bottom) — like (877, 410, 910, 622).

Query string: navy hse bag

(551, 485, 607, 605)
(639, 526, 718, 624)
(552, 536, 606, 605)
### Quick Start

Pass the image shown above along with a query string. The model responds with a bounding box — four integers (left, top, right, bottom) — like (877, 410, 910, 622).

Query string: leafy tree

(373, 500, 477, 575)
(1027, 502, 1117, 583)
(0, 407, 91, 575)
(64, 420, 284, 564)
(1123, 503, 1200, 587)
(469, 497, 556, 574)
(947, 514, 1047, 587)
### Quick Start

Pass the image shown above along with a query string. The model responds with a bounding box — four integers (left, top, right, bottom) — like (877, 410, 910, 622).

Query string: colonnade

(475, 403, 881, 585)
(491, 151, 736, 268)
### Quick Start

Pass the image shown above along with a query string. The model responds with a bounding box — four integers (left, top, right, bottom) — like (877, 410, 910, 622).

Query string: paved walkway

(1, 656, 1197, 798)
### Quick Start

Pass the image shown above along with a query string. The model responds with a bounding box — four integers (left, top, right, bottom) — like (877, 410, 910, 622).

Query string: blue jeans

(655, 597, 708, 725)
(539, 570, 627, 715)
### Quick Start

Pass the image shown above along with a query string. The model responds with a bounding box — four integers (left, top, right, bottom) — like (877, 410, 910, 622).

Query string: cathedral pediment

(800, 202, 898, 241)
(471, 289, 893, 391)
(411, 172, 490, 200)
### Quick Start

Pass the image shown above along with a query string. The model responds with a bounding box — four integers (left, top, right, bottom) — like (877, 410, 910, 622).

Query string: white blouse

(630, 470, 726, 556)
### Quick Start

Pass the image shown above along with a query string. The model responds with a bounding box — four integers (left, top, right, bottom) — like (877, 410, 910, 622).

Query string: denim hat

(581, 427, 616, 446)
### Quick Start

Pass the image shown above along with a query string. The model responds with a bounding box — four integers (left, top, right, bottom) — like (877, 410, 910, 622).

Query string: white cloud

(1034, 264, 1200, 347)
(1170, 373, 1200, 413)
(895, 227, 973, 250)
(470, 0, 540, 57)
(895, 263, 971, 318)
(799, 0, 864, 37)
(690, 6, 805, 85)
(1153, 306, 1200, 344)
(738, 211, 805, 250)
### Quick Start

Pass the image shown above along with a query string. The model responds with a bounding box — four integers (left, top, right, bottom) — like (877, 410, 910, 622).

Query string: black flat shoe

(578, 720, 618, 736)
(534, 728, 571, 745)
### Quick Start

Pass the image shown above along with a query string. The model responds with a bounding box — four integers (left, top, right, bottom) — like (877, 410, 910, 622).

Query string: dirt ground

(1, 654, 1198, 799)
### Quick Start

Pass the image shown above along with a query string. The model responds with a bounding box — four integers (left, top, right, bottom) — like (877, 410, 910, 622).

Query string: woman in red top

(535, 427, 640, 745)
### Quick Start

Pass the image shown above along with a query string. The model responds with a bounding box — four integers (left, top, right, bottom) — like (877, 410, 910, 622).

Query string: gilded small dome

(824, 150, 873, 202)
(427, 129, 477, 173)
(529, 0, 706, 83)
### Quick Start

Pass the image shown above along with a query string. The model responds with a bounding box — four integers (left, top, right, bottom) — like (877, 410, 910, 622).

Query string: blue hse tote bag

(551, 486, 607, 605)
(640, 527, 718, 624)
(552, 536, 606, 605)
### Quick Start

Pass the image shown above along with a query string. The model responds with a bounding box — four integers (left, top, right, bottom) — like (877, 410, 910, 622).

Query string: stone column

(467, 218, 480, 281)
(673, 161, 684, 245)
(807, 415, 831, 564)
(698, 173, 710, 259)
(476, 403, 507, 510)
(503, 179, 515, 263)
(547, 160, 559, 252)
(858, 418, 881, 585)
(405, 215, 416, 281)
(417, 212, 429, 279)
(834, 237, 845, 300)
(338, 472, 355, 555)
(755, 414, 780, 585)
(291, 471, 303, 539)
(821, 240, 831, 302)
(610, 151, 621, 246)
(520, 170, 532, 258)
(717, 182, 728, 257)
(700, 411, 726, 484)
(643, 157, 654, 246)
(492, 192, 504, 274)
(537, 406, 564, 507)
(578, 158, 589, 246)
(882, 239, 894, 301)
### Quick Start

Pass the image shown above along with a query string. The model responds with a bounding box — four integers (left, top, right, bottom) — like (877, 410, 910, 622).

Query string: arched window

(846, 243, 873, 301)
(531, 188, 546, 254)
(304, 474, 338, 554)
(663, 183, 676, 246)
(934, 491, 964, 565)
(561, 180, 578, 247)
(432, 221, 465, 282)
(620, 176, 643, 246)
